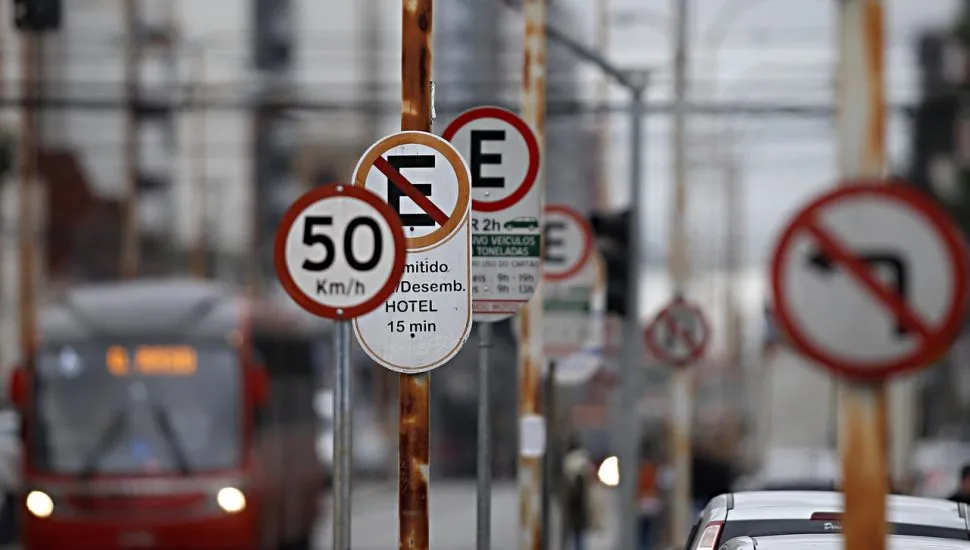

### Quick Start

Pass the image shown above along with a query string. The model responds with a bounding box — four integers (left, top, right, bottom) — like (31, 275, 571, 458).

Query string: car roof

(730, 491, 962, 514)
(724, 505, 965, 529)
(724, 534, 970, 550)
(698, 492, 966, 527)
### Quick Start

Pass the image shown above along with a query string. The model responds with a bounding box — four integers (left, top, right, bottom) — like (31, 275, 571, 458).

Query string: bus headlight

(26, 490, 53, 518)
(216, 487, 246, 513)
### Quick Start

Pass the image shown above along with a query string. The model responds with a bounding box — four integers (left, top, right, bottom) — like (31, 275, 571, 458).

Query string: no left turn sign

(770, 183, 970, 380)
(644, 297, 710, 367)
(443, 106, 542, 322)
(351, 131, 474, 374)
(273, 184, 407, 319)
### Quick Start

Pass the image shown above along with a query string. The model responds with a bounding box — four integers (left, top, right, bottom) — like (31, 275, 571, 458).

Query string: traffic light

(589, 209, 630, 317)
(13, 0, 61, 32)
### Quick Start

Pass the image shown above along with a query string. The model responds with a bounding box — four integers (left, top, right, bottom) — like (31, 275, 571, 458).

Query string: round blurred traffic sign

(769, 182, 970, 381)
(274, 184, 407, 320)
(543, 205, 594, 282)
(644, 296, 710, 367)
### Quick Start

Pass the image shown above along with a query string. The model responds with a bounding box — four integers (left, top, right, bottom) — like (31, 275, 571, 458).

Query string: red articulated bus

(7, 278, 327, 550)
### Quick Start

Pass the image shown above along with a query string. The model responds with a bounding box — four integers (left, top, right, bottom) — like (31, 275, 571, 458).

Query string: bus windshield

(32, 341, 242, 475)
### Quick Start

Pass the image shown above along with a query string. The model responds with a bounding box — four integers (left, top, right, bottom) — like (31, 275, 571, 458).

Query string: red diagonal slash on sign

(373, 156, 450, 226)
(803, 215, 932, 340)
(661, 313, 700, 352)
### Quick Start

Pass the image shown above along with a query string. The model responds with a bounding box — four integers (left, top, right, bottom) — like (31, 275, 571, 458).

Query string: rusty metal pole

(519, 1, 547, 549)
(190, 44, 207, 278)
(120, 0, 139, 279)
(669, 0, 694, 544)
(835, 2, 888, 550)
(18, 30, 39, 365)
(400, 2, 433, 549)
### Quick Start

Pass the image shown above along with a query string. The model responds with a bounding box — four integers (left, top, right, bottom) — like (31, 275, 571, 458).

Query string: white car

(687, 491, 970, 550)
(720, 534, 970, 550)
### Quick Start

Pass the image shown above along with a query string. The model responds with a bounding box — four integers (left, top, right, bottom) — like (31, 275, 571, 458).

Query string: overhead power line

(0, 96, 918, 118)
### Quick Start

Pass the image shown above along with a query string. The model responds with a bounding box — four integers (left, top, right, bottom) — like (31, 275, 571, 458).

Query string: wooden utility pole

(399, 1, 433, 549)
(836, 2, 889, 550)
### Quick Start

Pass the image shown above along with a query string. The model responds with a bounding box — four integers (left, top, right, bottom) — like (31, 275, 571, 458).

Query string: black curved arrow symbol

(807, 249, 909, 336)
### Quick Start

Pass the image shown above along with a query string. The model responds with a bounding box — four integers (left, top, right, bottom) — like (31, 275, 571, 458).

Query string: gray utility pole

(541, 24, 649, 550)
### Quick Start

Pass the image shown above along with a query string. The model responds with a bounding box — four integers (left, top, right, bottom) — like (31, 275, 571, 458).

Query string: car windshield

(719, 520, 969, 542)
(32, 341, 242, 475)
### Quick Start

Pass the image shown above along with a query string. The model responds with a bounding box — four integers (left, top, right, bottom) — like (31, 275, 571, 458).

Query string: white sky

(562, 0, 962, 267)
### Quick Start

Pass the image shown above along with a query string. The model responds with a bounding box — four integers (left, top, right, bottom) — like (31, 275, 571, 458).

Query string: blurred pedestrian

(691, 443, 736, 515)
(948, 464, 970, 504)
(562, 436, 593, 550)
(637, 441, 662, 550)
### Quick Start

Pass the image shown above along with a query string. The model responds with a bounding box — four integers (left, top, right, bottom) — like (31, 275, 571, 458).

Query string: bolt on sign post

(518, 0, 548, 549)
(769, 183, 969, 550)
(274, 184, 408, 550)
(442, 106, 542, 550)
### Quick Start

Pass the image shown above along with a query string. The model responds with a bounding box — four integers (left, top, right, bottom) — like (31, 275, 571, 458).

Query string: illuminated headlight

(216, 487, 246, 513)
(598, 456, 620, 487)
(25, 490, 53, 518)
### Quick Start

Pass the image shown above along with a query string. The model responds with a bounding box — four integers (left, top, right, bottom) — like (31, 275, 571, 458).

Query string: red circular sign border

(442, 106, 541, 213)
(644, 297, 711, 367)
(769, 182, 970, 382)
(543, 204, 595, 283)
(274, 183, 407, 320)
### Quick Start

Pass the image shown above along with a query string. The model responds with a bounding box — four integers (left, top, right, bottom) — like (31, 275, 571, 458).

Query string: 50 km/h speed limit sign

(443, 106, 542, 322)
(274, 184, 407, 319)
(351, 131, 474, 374)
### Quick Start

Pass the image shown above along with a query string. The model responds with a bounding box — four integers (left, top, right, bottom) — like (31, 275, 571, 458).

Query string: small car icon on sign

(504, 217, 539, 230)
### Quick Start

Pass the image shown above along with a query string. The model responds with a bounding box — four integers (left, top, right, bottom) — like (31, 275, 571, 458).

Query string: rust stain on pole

(862, 0, 885, 172)
(840, 382, 888, 550)
(401, 0, 433, 133)
(18, 32, 39, 357)
(400, 1, 433, 549)
(399, 372, 430, 550)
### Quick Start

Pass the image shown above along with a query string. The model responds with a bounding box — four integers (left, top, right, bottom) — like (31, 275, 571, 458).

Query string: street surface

(314, 480, 617, 550)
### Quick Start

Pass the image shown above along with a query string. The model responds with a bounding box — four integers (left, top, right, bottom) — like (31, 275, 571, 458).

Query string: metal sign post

(477, 322, 493, 550)
(646, 295, 711, 540)
(273, 184, 408, 550)
(769, 184, 970, 550)
(541, 359, 557, 550)
(442, 106, 543, 550)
